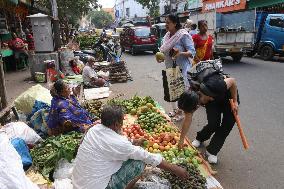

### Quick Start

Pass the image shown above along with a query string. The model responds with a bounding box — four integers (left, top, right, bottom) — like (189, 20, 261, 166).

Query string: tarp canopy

(249, 0, 284, 9)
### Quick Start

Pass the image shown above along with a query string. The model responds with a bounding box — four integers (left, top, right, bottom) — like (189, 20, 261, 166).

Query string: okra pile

(161, 163, 207, 189)
(30, 132, 83, 179)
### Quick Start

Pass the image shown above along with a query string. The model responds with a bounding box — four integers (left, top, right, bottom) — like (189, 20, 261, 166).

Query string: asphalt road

(111, 52, 284, 189)
(4, 52, 284, 188)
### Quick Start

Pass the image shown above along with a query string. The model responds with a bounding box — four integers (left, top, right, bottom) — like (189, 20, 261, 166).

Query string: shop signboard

(202, 0, 247, 13)
(188, 0, 203, 10)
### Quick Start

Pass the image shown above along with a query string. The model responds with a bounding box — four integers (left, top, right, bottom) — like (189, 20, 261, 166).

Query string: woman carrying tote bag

(156, 14, 196, 122)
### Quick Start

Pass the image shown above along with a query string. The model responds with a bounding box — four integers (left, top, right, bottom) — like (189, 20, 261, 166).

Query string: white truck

(190, 10, 256, 62)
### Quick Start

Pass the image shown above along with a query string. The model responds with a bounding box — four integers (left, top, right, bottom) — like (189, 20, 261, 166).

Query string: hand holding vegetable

(171, 164, 190, 180)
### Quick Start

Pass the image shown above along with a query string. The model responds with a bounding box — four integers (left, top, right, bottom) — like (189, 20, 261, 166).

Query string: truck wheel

(231, 53, 243, 62)
(260, 45, 274, 61)
(246, 51, 256, 57)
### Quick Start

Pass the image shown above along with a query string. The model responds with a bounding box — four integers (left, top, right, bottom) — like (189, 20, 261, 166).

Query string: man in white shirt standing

(72, 105, 190, 189)
(82, 57, 107, 88)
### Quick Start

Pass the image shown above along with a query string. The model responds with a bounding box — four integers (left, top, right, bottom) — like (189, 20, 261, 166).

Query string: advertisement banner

(202, 0, 247, 13)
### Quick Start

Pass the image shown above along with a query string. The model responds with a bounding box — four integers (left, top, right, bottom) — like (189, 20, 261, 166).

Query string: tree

(37, 0, 99, 43)
(89, 10, 114, 29)
(135, 0, 160, 18)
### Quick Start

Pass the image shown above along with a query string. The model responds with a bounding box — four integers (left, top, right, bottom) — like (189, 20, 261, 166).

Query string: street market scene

(0, 0, 284, 189)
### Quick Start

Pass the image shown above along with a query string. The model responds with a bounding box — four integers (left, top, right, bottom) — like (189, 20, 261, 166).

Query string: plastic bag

(53, 159, 74, 180)
(53, 178, 73, 189)
(11, 138, 33, 170)
(14, 85, 52, 115)
(1, 122, 42, 145)
(0, 132, 39, 189)
(135, 167, 171, 189)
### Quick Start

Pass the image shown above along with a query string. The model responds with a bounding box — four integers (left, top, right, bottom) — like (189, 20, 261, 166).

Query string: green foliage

(30, 132, 83, 179)
(76, 35, 100, 49)
(88, 10, 114, 29)
(135, 0, 160, 17)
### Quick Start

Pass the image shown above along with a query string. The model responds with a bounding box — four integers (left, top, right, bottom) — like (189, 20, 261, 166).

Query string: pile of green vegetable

(30, 132, 83, 179)
(76, 35, 99, 49)
(161, 163, 207, 189)
(107, 95, 156, 114)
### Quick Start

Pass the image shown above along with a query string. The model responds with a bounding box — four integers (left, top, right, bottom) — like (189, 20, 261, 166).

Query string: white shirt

(82, 65, 98, 85)
(72, 124, 163, 189)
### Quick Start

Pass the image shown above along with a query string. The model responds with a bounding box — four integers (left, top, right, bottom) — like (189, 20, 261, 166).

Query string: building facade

(114, 0, 149, 20)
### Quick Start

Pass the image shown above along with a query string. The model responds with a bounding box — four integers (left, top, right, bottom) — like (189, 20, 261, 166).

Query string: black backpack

(188, 59, 225, 91)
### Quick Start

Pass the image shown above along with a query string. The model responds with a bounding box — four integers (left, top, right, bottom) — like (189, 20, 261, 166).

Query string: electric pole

(50, 0, 61, 51)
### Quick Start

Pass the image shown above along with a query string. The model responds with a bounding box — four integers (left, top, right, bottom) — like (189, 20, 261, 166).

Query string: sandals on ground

(168, 109, 178, 117)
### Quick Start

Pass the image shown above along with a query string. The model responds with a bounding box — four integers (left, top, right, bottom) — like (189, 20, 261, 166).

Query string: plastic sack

(60, 49, 74, 75)
(14, 85, 52, 115)
(0, 132, 39, 189)
(1, 122, 42, 145)
(135, 175, 171, 189)
(11, 138, 33, 170)
(53, 178, 73, 189)
(53, 159, 74, 180)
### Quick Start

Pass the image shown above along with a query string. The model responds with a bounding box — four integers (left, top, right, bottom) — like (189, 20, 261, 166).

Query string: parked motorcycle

(74, 36, 122, 63)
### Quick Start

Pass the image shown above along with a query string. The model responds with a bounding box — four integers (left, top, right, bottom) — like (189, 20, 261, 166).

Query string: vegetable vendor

(47, 80, 92, 136)
(72, 105, 190, 189)
(177, 74, 239, 164)
(82, 57, 108, 88)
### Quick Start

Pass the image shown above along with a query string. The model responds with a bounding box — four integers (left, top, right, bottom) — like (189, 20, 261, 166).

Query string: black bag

(162, 61, 185, 102)
(188, 59, 224, 90)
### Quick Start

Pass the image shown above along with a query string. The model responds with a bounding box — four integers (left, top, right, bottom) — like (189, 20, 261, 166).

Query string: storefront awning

(249, 0, 284, 9)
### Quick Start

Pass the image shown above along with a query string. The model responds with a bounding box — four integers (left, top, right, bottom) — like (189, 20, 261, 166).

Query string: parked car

(120, 26, 157, 55)
(151, 23, 166, 49)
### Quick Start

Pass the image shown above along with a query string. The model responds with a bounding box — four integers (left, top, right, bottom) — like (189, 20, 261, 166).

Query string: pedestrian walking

(156, 14, 196, 122)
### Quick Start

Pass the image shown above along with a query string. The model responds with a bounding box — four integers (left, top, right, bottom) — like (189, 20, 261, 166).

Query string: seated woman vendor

(48, 80, 92, 136)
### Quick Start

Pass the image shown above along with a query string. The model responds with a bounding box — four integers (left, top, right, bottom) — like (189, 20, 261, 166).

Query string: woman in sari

(192, 20, 214, 65)
(156, 14, 196, 122)
(48, 80, 92, 136)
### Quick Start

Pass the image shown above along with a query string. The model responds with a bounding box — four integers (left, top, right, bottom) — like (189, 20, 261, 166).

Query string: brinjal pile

(161, 163, 207, 189)
(83, 99, 103, 118)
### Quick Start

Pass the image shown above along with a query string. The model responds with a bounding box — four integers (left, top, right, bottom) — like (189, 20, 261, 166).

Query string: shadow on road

(221, 58, 258, 70)
(123, 51, 154, 56)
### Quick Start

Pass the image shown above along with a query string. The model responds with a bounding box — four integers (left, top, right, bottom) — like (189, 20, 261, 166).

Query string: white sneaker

(192, 139, 201, 148)
(206, 151, 218, 164)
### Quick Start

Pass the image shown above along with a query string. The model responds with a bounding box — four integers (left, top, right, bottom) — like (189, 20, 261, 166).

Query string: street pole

(50, 0, 61, 51)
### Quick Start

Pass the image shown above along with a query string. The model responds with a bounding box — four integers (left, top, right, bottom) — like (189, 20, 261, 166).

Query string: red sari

(192, 34, 213, 64)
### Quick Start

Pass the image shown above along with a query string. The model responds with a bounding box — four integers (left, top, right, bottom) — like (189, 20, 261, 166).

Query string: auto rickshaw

(151, 23, 166, 49)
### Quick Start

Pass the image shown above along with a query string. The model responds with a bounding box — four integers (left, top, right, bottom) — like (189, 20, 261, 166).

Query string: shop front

(0, 0, 33, 72)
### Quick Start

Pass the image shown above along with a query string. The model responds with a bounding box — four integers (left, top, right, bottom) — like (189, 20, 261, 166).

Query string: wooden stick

(229, 99, 249, 150)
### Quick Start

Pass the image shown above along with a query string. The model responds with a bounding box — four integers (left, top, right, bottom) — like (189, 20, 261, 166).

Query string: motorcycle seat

(82, 50, 97, 55)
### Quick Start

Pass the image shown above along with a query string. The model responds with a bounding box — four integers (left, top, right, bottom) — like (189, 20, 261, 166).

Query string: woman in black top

(177, 74, 239, 164)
